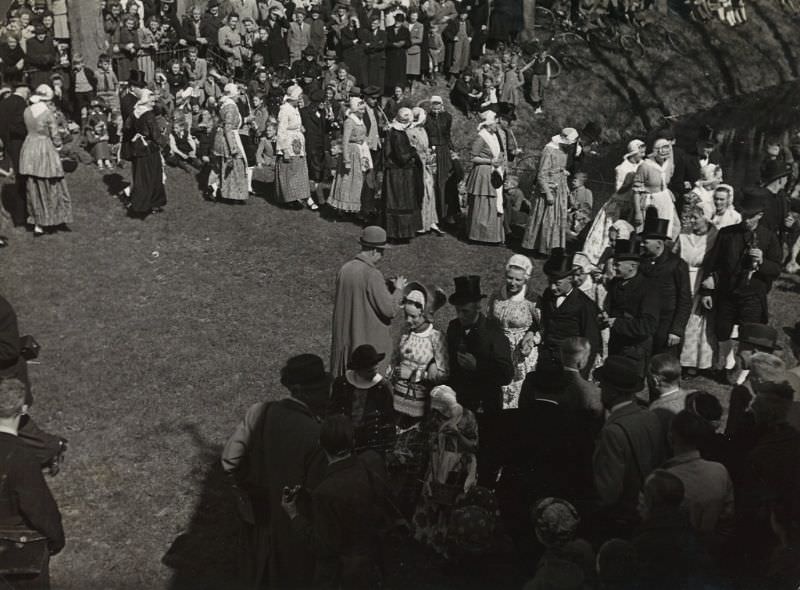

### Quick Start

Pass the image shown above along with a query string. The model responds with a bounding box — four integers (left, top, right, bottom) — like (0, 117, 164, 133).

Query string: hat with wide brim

(280, 353, 332, 390)
(403, 281, 447, 317)
(760, 159, 791, 186)
(449, 275, 486, 305)
(735, 323, 779, 351)
(593, 356, 643, 394)
(359, 225, 391, 248)
(363, 85, 382, 97)
(347, 344, 386, 370)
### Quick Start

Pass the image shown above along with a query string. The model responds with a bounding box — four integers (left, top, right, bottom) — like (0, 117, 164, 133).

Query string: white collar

(610, 400, 633, 413)
(557, 288, 573, 300)
(345, 370, 383, 389)
(658, 387, 681, 399)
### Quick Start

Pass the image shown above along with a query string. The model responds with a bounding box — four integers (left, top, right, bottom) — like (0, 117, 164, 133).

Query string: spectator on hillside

(24, 24, 57, 88)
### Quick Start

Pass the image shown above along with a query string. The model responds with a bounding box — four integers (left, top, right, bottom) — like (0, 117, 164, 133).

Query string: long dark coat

(639, 249, 692, 354)
(340, 25, 368, 85)
(363, 28, 387, 91)
(125, 110, 167, 213)
(0, 93, 28, 224)
(606, 272, 661, 376)
(384, 26, 409, 92)
(538, 287, 601, 369)
(382, 127, 421, 239)
(424, 110, 457, 219)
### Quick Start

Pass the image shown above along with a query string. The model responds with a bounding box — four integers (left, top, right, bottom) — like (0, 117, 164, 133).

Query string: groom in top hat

(638, 210, 691, 356)
(538, 248, 601, 373)
(601, 238, 661, 377)
(446, 275, 513, 414)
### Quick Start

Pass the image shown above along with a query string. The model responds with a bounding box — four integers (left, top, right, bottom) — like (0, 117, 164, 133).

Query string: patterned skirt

(26, 177, 73, 227)
(275, 156, 311, 204)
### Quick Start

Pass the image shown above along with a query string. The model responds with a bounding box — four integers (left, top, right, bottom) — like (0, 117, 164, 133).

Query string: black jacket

(606, 273, 661, 371)
(704, 221, 782, 298)
(539, 288, 601, 363)
(446, 314, 513, 413)
(639, 249, 692, 338)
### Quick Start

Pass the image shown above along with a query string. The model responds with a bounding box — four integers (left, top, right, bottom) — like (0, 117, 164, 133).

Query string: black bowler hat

(347, 344, 386, 370)
(449, 275, 486, 305)
(593, 356, 643, 394)
(280, 354, 331, 389)
(735, 323, 779, 351)
(739, 187, 767, 217)
(760, 159, 791, 186)
(613, 238, 641, 261)
(638, 208, 670, 240)
(543, 248, 574, 280)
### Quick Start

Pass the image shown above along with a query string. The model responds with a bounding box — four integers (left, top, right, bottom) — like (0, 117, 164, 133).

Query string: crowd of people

(1, 1, 800, 590)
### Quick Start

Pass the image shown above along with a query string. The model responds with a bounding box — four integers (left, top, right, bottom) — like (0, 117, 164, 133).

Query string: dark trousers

(715, 292, 766, 341)
(652, 317, 679, 356)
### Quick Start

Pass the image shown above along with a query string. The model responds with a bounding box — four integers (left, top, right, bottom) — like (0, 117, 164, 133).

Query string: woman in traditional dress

(631, 137, 680, 239)
(328, 97, 372, 216)
(413, 385, 478, 557)
(210, 83, 249, 203)
(488, 255, 540, 409)
(465, 110, 505, 244)
(20, 84, 73, 235)
(676, 202, 718, 375)
(582, 139, 645, 264)
(383, 107, 422, 240)
(710, 184, 741, 229)
(124, 89, 167, 216)
(522, 128, 576, 255)
(407, 107, 442, 235)
(275, 85, 312, 209)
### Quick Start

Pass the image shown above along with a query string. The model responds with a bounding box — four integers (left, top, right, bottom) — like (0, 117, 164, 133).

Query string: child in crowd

(85, 104, 113, 169)
(450, 71, 481, 118)
(478, 76, 498, 111)
(71, 54, 96, 123)
(94, 54, 120, 120)
(569, 171, 593, 212)
(252, 121, 278, 198)
(166, 120, 200, 172)
(502, 174, 530, 242)
(567, 202, 593, 246)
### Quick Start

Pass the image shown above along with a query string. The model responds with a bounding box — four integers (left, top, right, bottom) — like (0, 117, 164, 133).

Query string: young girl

(85, 113, 113, 169)
(252, 121, 278, 199)
(478, 75, 498, 111)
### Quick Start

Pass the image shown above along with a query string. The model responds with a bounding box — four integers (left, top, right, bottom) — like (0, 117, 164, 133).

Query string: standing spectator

(184, 45, 208, 105)
(639, 212, 692, 356)
(25, 25, 57, 89)
(115, 14, 140, 83)
(522, 128, 577, 255)
(308, 6, 326, 55)
(602, 238, 661, 376)
(406, 10, 424, 89)
(0, 378, 65, 590)
(275, 85, 312, 209)
(0, 35, 26, 84)
(287, 7, 310, 66)
(181, 6, 209, 50)
(0, 83, 30, 226)
(703, 190, 782, 381)
(406, 107, 439, 235)
(70, 54, 97, 122)
(487, 254, 539, 408)
(382, 107, 421, 240)
(363, 15, 386, 92)
(465, 110, 505, 245)
(217, 13, 244, 74)
(210, 83, 248, 202)
(94, 54, 120, 121)
(443, 6, 471, 79)
(283, 414, 388, 589)
(340, 16, 366, 86)
(265, 5, 289, 67)
(560, 337, 603, 416)
(330, 225, 406, 377)
(300, 88, 331, 205)
(758, 160, 794, 243)
(647, 353, 689, 437)
(201, 0, 224, 49)
(137, 16, 160, 85)
(221, 354, 329, 589)
(385, 13, 410, 94)
(20, 84, 72, 236)
(593, 356, 665, 537)
(124, 89, 167, 216)
(445, 275, 513, 414)
(328, 96, 371, 216)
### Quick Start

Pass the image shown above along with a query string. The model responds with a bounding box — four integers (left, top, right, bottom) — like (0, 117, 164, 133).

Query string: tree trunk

(520, 0, 536, 41)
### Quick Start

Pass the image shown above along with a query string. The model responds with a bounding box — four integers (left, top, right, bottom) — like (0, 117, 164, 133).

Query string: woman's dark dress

(125, 110, 167, 213)
(383, 127, 421, 239)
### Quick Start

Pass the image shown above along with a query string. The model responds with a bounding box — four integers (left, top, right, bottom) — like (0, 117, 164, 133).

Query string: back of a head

(752, 383, 794, 427)
(320, 414, 354, 457)
(560, 336, 590, 369)
(649, 353, 681, 385)
(685, 390, 722, 423)
(597, 538, 639, 589)
(0, 378, 26, 419)
(644, 469, 684, 511)
(670, 410, 709, 450)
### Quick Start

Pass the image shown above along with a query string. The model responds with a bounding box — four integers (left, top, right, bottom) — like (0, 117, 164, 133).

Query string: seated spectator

(166, 120, 200, 172)
(449, 71, 480, 118)
(84, 110, 113, 169)
(0, 378, 65, 590)
(524, 497, 595, 590)
(596, 538, 640, 590)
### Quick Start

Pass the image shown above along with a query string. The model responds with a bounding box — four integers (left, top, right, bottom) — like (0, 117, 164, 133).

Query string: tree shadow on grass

(163, 423, 244, 590)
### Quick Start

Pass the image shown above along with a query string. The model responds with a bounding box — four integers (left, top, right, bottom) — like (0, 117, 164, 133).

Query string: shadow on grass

(163, 423, 243, 590)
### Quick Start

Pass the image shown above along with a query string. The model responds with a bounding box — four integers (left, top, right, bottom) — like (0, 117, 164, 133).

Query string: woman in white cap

(328, 96, 372, 215)
(210, 82, 249, 202)
(710, 183, 741, 230)
(19, 84, 72, 235)
(465, 109, 506, 244)
(522, 127, 577, 254)
(406, 107, 442, 235)
(488, 254, 540, 408)
(275, 84, 313, 209)
(383, 107, 422, 240)
(582, 138, 646, 264)
(124, 88, 168, 216)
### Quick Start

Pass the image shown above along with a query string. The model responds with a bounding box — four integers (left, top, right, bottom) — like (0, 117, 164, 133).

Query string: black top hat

(593, 355, 643, 394)
(207, 0, 220, 8)
(347, 344, 386, 370)
(581, 121, 602, 143)
(761, 159, 791, 186)
(280, 354, 331, 389)
(543, 248, 574, 280)
(393, 12, 405, 22)
(739, 187, 767, 217)
(449, 275, 486, 305)
(638, 208, 669, 240)
(613, 238, 641, 262)
(127, 69, 146, 88)
(735, 323, 778, 351)
(784, 321, 800, 346)
(309, 88, 325, 103)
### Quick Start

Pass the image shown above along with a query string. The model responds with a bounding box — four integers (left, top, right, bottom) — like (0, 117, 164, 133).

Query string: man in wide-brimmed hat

(445, 275, 513, 415)
(639, 209, 691, 356)
(330, 226, 407, 376)
(702, 188, 783, 380)
(221, 353, 330, 589)
(537, 248, 601, 373)
(602, 238, 661, 377)
(592, 355, 665, 536)
(758, 159, 797, 247)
